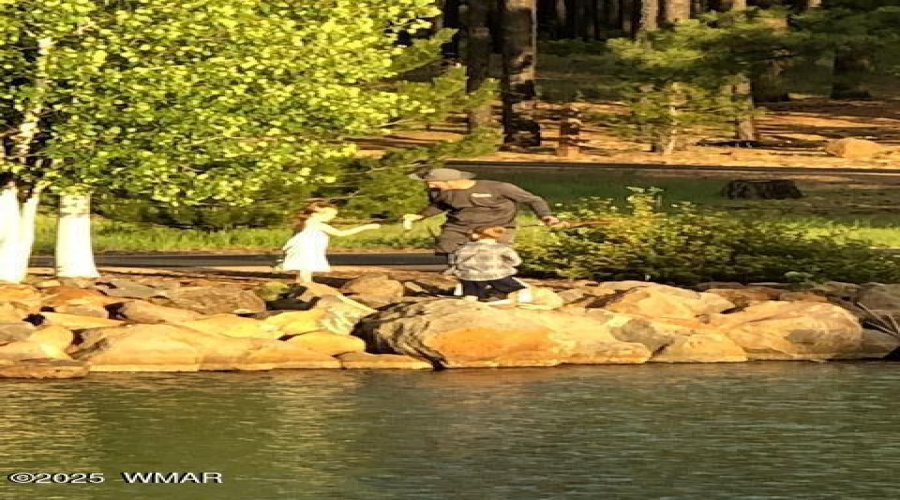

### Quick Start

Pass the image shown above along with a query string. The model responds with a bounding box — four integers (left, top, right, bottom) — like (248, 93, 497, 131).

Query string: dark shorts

(460, 276, 527, 300)
(436, 226, 516, 255)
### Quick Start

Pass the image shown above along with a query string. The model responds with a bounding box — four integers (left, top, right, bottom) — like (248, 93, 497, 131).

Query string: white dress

(281, 224, 331, 272)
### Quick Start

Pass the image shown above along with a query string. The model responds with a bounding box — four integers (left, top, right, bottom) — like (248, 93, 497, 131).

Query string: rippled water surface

(2, 363, 900, 499)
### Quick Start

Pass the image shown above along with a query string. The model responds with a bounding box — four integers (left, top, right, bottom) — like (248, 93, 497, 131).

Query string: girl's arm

(316, 221, 380, 237)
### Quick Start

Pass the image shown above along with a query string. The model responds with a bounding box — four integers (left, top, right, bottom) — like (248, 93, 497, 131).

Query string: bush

(520, 188, 900, 285)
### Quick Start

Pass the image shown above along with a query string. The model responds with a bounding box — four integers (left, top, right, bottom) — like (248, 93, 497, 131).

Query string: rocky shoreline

(1, 273, 898, 378)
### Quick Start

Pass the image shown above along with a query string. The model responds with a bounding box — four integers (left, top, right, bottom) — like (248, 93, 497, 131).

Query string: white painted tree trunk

(56, 193, 100, 279)
(0, 187, 41, 283)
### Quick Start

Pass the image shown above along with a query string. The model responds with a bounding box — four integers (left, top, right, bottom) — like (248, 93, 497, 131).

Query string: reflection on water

(2, 363, 900, 499)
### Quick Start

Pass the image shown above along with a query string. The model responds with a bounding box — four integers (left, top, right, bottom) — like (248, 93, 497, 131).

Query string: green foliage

(520, 188, 900, 285)
(333, 128, 500, 220)
(3, 0, 478, 208)
(604, 10, 796, 151)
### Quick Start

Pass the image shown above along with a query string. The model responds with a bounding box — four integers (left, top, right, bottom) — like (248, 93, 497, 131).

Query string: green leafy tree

(796, 0, 900, 99)
(605, 10, 798, 153)
(0, 0, 478, 281)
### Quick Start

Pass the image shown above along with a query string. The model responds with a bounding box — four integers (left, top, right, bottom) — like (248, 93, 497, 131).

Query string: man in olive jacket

(403, 168, 560, 256)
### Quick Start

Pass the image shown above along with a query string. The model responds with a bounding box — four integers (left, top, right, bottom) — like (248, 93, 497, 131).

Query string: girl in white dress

(281, 202, 380, 283)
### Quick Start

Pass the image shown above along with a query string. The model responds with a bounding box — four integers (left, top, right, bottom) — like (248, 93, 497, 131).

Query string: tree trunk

(604, 0, 621, 31)
(467, 0, 495, 131)
(0, 186, 41, 284)
(554, 0, 570, 37)
(733, 78, 759, 143)
(638, 0, 659, 32)
(441, 0, 463, 60)
(661, 0, 691, 24)
(831, 49, 873, 100)
(751, 15, 789, 104)
(500, 0, 541, 148)
(801, 0, 822, 9)
(620, 0, 636, 36)
(56, 193, 100, 279)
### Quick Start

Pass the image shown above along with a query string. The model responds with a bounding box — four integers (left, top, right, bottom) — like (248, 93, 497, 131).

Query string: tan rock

(263, 310, 326, 335)
(653, 333, 748, 363)
(0, 340, 70, 361)
(0, 284, 42, 310)
(28, 325, 74, 352)
(341, 274, 405, 299)
(825, 138, 884, 159)
(0, 322, 37, 344)
(178, 314, 282, 340)
(115, 300, 205, 324)
(42, 286, 119, 308)
(710, 301, 873, 360)
(777, 291, 828, 303)
(74, 325, 203, 372)
(162, 286, 266, 315)
(53, 302, 111, 318)
(242, 342, 341, 369)
(337, 352, 433, 370)
(358, 299, 650, 368)
(311, 294, 377, 335)
(0, 359, 89, 379)
(603, 284, 735, 320)
(0, 302, 32, 322)
(855, 329, 900, 359)
(286, 331, 366, 356)
(703, 287, 782, 308)
(510, 286, 565, 310)
(39, 313, 124, 330)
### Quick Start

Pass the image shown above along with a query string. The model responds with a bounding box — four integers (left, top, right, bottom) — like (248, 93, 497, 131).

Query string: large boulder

(177, 314, 282, 340)
(310, 295, 377, 335)
(825, 138, 884, 159)
(27, 325, 74, 352)
(702, 286, 782, 308)
(74, 325, 203, 371)
(0, 359, 89, 379)
(286, 331, 366, 356)
(598, 311, 748, 363)
(358, 299, 650, 368)
(262, 310, 326, 335)
(341, 274, 405, 301)
(75, 324, 340, 371)
(0, 340, 70, 361)
(855, 283, 900, 314)
(337, 352, 433, 370)
(602, 284, 735, 320)
(113, 300, 206, 324)
(709, 300, 888, 360)
(161, 286, 266, 315)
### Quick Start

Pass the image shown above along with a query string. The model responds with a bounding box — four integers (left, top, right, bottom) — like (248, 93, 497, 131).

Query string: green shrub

(520, 188, 900, 285)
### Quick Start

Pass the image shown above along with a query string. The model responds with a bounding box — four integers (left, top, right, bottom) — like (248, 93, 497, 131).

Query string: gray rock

(161, 286, 266, 315)
(99, 279, 164, 299)
(114, 300, 205, 324)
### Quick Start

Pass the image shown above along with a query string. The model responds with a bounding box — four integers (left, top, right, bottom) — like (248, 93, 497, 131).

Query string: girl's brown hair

(292, 201, 338, 231)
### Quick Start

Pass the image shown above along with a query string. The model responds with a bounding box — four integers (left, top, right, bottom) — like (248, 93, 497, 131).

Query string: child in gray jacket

(449, 226, 532, 304)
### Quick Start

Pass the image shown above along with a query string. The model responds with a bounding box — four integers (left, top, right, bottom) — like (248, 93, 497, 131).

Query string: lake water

(2, 363, 899, 500)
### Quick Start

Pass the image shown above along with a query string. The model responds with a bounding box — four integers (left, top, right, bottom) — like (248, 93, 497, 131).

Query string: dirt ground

(360, 96, 900, 169)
